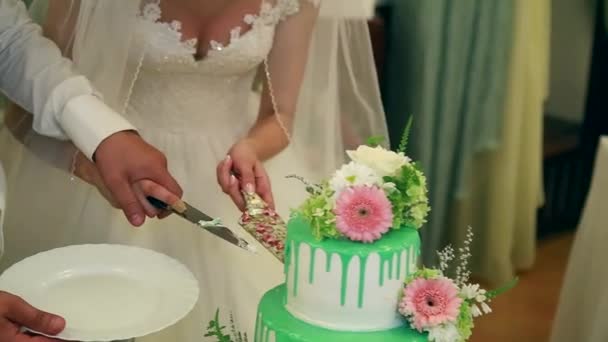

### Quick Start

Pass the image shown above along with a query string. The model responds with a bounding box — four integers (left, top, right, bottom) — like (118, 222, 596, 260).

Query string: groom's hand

(93, 131, 183, 226)
(0, 291, 65, 341)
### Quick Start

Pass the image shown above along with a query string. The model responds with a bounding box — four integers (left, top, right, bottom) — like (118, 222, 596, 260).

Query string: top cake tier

(284, 216, 420, 332)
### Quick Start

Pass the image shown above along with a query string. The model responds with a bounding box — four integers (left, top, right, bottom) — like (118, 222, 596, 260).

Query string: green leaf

(204, 309, 234, 342)
(366, 135, 385, 147)
(297, 183, 341, 240)
(398, 116, 413, 153)
(487, 277, 519, 299)
(456, 301, 474, 341)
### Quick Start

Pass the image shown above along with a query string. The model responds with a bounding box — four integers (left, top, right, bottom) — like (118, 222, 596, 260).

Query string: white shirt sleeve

(0, 0, 135, 159)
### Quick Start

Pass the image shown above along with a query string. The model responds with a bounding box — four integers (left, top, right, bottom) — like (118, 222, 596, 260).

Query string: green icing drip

(255, 313, 261, 342)
(308, 246, 317, 284)
(357, 255, 368, 308)
(263, 325, 269, 342)
(292, 242, 302, 297)
(378, 251, 396, 286)
(285, 216, 420, 309)
(256, 285, 428, 342)
(396, 250, 402, 279)
(339, 253, 351, 306)
(405, 248, 410, 276)
(284, 240, 292, 277)
(387, 255, 394, 280)
(325, 253, 332, 272)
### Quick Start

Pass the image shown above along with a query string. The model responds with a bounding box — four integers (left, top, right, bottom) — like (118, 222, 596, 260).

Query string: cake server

(238, 191, 287, 263)
(146, 196, 256, 253)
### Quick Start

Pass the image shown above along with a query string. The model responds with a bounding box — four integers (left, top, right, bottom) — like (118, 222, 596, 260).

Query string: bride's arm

(219, 0, 320, 210)
(244, 0, 320, 161)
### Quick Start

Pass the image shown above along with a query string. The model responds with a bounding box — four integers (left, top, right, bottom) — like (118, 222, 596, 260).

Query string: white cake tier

(284, 227, 420, 332)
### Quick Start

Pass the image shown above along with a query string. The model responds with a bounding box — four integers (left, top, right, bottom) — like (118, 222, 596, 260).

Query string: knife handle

(147, 196, 169, 210)
(146, 196, 188, 214)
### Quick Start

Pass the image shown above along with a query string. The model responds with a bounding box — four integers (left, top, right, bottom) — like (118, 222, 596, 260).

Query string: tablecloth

(551, 136, 608, 342)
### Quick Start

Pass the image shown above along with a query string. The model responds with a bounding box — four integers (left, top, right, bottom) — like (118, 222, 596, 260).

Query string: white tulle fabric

(0, 0, 388, 340)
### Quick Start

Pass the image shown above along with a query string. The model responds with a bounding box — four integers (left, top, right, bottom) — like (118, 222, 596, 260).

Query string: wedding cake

(244, 131, 512, 342)
(254, 139, 431, 341)
(204, 131, 510, 341)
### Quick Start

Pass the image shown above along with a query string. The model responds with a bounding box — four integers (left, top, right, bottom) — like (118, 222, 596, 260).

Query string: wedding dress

(0, 0, 387, 340)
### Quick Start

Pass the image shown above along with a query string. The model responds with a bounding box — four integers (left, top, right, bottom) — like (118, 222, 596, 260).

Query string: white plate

(0, 244, 199, 341)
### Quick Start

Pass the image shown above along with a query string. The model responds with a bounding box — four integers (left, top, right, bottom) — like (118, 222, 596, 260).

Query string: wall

(545, 0, 597, 123)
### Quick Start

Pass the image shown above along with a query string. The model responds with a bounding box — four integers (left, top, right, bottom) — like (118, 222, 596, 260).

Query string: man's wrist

(59, 95, 136, 160)
(91, 130, 139, 163)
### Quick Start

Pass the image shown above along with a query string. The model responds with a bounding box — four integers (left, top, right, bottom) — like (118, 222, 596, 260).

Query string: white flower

(461, 284, 481, 300)
(476, 294, 487, 302)
(481, 302, 492, 314)
(382, 182, 397, 191)
(471, 303, 483, 317)
(313, 208, 325, 217)
(476, 288, 487, 302)
(427, 323, 461, 342)
(346, 145, 411, 177)
(329, 161, 381, 196)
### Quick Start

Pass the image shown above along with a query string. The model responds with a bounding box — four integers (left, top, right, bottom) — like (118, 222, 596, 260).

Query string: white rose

(427, 324, 461, 342)
(329, 161, 381, 196)
(346, 145, 410, 177)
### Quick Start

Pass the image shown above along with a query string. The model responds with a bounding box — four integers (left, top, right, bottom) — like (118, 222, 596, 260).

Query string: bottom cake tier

(255, 285, 428, 342)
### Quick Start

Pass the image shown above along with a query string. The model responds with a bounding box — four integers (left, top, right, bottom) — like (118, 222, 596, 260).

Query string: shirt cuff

(59, 94, 136, 160)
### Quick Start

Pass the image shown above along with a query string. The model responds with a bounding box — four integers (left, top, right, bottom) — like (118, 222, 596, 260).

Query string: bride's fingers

(133, 181, 161, 218)
(157, 211, 172, 219)
(139, 179, 181, 207)
(134, 179, 181, 218)
(234, 162, 256, 195)
(226, 175, 246, 211)
(254, 162, 274, 209)
(217, 157, 245, 210)
(90, 172, 121, 209)
(216, 155, 233, 192)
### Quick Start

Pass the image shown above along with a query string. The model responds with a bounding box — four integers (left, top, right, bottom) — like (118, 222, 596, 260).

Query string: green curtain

(381, 0, 514, 264)
(450, 0, 548, 285)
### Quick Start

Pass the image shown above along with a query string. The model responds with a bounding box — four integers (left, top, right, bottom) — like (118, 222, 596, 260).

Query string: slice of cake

(254, 142, 431, 341)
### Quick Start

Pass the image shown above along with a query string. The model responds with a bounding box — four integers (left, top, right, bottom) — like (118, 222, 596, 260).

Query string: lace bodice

(134, 0, 303, 74)
(123, 0, 317, 138)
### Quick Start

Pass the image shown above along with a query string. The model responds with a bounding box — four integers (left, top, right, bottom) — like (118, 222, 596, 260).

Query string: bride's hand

(217, 140, 275, 211)
(73, 151, 120, 209)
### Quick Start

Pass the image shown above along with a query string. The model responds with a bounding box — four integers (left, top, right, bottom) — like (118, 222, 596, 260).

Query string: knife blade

(146, 196, 256, 253)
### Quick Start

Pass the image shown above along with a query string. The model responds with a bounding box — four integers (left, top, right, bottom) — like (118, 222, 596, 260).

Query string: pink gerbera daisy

(334, 186, 393, 243)
(399, 277, 462, 331)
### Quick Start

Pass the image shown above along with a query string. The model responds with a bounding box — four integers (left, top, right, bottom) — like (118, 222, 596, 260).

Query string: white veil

(290, 9, 388, 178)
(7, 0, 388, 183)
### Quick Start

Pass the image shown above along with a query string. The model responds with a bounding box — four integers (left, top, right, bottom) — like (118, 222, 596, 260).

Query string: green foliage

(205, 309, 248, 342)
(230, 312, 248, 342)
(205, 310, 232, 342)
(297, 182, 341, 240)
(383, 162, 430, 229)
(487, 277, 519, 300)
(404, 267, 443, 284)
(398, 116, 414, 153)
(366, 135, 385, 147)
(456, 302, 474, 341)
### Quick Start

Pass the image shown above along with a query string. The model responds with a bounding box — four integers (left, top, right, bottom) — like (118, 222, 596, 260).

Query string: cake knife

(146, 196, 256, 253)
